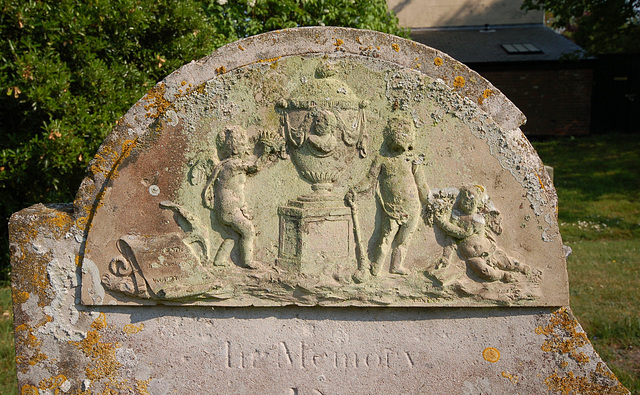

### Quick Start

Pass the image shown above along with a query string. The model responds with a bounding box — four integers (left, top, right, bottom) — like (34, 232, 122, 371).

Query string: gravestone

(10, 27, 628, 394)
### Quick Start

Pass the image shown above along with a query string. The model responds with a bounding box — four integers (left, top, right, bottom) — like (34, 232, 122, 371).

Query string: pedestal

(277, 198, 354, 274)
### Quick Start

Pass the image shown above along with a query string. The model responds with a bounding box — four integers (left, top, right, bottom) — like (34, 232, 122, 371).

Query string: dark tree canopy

(0, 0, 408, 280)
(522, 0, 640, 55)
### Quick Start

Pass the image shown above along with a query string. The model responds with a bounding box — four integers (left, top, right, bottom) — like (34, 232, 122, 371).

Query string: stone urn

(276, 63, 368, 273)
(278, 64, 368, 201)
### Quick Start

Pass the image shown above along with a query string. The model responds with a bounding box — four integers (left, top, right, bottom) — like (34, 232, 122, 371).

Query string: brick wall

(479, 68, 593, 135)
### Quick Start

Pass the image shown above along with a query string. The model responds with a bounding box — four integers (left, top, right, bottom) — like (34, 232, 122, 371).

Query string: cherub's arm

(413, 164, 431, 204)
(351, 155, 382, 194)
(434, 212, 474, 239)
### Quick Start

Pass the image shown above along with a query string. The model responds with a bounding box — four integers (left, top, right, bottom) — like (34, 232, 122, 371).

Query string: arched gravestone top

(76, 27, 567, 307)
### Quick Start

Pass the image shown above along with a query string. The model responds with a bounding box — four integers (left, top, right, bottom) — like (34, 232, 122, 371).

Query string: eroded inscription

(220, 341, 416, 371)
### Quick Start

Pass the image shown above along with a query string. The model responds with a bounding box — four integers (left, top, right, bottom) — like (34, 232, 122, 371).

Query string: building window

(501, 43, 543, 54)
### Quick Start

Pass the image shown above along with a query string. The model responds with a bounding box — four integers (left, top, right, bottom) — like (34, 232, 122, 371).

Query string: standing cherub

(346, 116, 431, 277)
(202, 126, 270, 269)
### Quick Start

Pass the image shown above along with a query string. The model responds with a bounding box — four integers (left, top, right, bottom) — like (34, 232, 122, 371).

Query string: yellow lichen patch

(90, 144, 121, 177)
(536, 172, 547, 191)
(536, 307, 590, 364)
(544, 363, 628, 395)
(453, 76, 466, 89)
(21, 384, 39, 395)
(215, 65, 226, 75)
(142, 83, 170, 119)
(39, 209, 73, 236)
(256, 56, 281, 64)
(14, 323, 47, 371)
(478, 88, 494, 105)
(238, 44, 245, 51)
(69, 313, 122, 382)
(13, 290, 29, 304)
(136, 378, 151, 395)
(482, 347, 500, 362)
(334, 38, 344, 47)
(123, 323, 144, 335)
(121, 139, 137, 162)
(434, 57, 443, 66)
(75, 216, 88, 231)
(391, 43, 400, 52)
(38, 374, 67, 391)
(501, 371, 518, 384)
(10, 206, 73, 303)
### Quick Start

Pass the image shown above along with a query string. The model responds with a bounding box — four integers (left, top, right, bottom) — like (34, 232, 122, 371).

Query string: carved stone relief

(81, 54, 564, 307)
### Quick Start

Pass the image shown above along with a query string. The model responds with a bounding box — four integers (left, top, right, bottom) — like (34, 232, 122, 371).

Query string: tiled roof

(410, 24, 585, 63)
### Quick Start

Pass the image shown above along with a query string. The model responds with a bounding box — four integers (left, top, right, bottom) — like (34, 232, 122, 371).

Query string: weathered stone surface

(69, 27, 565, 307)
(10, 27, 628, 393)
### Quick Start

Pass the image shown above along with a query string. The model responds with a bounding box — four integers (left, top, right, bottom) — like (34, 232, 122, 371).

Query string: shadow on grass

(531, 134, 640, 201)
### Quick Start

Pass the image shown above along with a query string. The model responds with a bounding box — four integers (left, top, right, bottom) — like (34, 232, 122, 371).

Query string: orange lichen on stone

(9, 206, 73, 308)
(501, 371, 518, 384)
(14, 323, 47, 371)
(215, 65, 227, 75)
(90, 144, 121, 176)
(123, 323, 144, 335)
(256, 56, 281, 64)
(536, 307, 591, 364)
(544, 363, 628, 395)
(478, 88, 494, 105)
(143, 82, 170, 119)
(70, 313, 122, 382)
(121, 139, 137, 162)
(334, 38, 344, 47)
(21, 384, 39, 395)
(136, 378, 152, 395)
(453, 76, 466, 88)
(238, 44, 245, 51)
(482, 347, 500, 362)
(536, 172, 547, 191)
(434, 57, 443, 66)
(38, 374, 67, 391)
(13, 290, 29, 304)
(392, 43, 400, 52)
(75, 216, 88, 231)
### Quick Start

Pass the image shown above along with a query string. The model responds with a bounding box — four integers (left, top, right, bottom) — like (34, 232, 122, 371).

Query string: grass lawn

(0, 286, 16, 395)
(0, 133, 638, 393)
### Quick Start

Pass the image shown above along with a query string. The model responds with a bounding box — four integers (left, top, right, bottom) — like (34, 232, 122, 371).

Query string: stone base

(277, 198, 354, 275)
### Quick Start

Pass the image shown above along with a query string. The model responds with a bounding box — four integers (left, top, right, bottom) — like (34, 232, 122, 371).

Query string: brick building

(389, 0, 592, 135)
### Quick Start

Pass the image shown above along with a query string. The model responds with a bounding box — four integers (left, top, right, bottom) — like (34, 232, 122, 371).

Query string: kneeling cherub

(432, 185, 530, 283)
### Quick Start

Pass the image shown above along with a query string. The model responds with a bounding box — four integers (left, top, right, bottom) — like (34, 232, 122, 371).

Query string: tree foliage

(0, 0, 407, 280)
(522, 0, 640, 55)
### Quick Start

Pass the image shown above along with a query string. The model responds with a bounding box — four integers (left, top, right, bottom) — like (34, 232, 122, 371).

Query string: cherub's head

(384, 116, 415, 153)
(217, 125, 250, 159)
(313, 109, 337, 137)
(457, 185, 485, 215)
